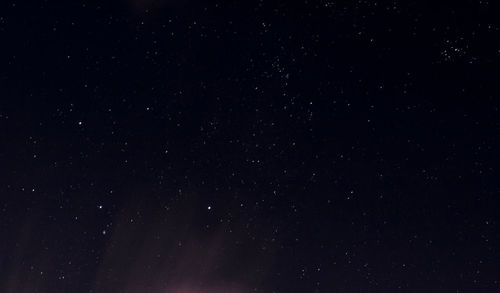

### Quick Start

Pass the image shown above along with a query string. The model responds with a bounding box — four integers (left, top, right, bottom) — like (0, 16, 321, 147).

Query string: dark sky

(0, 0, 499, 292)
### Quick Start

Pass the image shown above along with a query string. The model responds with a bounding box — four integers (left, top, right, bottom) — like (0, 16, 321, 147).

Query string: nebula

(91, 196, 266, 293)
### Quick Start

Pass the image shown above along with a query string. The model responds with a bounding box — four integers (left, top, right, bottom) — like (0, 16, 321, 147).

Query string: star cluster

(0, 0, 499, 292)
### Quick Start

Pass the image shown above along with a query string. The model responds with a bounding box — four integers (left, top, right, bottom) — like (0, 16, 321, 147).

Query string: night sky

(1, 0, 500, 292)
